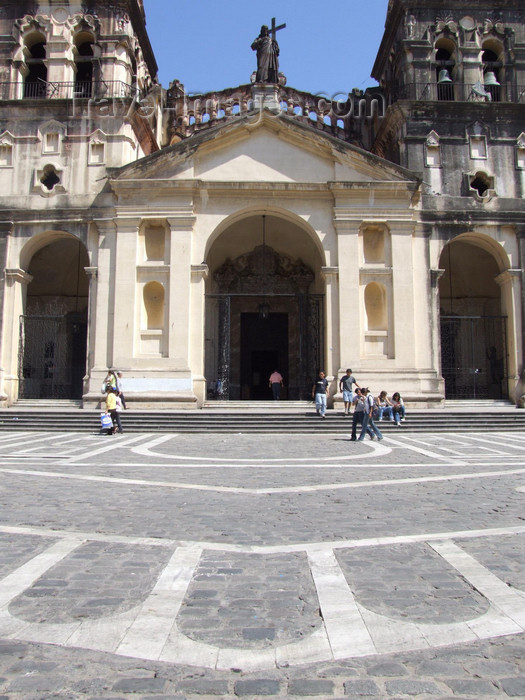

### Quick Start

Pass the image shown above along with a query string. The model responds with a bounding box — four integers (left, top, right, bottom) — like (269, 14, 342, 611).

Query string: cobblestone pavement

(0, 429, 524, 698)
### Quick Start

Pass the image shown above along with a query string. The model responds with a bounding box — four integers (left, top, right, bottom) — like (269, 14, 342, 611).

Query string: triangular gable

(112, 111, 418, 186)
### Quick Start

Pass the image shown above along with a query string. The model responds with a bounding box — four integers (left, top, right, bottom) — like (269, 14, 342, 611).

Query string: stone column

(430, 267, 445, 381)
(190, 263, 208, 405)
(321, 266, 339, 397)
(82, 266, 98, 402)
(517, 229, 525, 377)
(167, 216, 195, 367)
(495, 268, 522, 399)
(390, 220, 416, 366)
(0, 222, 12, 402)
(82, 220, 116, 403)
(458, 45, 483, 93)
(334, 220, 360, 371)
(113, 217, 140, 369)
(2, 269, 33, 405)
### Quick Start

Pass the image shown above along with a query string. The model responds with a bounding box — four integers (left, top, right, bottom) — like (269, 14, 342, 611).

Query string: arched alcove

(74, 32, 95, 97)
(435, 38, 456, 101)
(24, 33, 47, 98)
(143, 281, 165, 329)
(139, 222, 166, 262)
(365, 282, 387, 330)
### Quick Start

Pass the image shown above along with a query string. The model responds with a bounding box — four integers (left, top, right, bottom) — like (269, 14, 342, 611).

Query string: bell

(438, 69, 453, 83)
(484, 71, 500, 86)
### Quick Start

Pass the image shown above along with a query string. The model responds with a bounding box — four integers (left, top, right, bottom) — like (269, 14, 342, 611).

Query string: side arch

(17, 231, 90, 400)
(438, 232, 517, 400)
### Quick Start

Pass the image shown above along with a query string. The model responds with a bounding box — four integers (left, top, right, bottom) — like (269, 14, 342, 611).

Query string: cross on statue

(269, 16, 286, 41)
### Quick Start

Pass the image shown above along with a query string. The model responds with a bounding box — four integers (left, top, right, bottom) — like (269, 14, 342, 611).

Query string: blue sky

(143, 0, 389, 97)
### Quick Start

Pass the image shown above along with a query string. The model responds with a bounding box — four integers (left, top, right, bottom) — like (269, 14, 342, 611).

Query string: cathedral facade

(0, 0, 524, 408)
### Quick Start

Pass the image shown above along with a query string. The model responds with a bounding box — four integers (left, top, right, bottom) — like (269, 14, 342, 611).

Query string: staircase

(0, 400, 524, 433)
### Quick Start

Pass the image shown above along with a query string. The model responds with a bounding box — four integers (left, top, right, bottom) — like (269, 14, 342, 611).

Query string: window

(43, 132, 60, 154)
(75, 37, 95, 98)
(89, 141, 105, 165)
(469, 171, 494, 198)
(435, 40, 456, 101)
(40, 164, 60, 191)
(0, 143, 13, 167)
(469, 136, 487, 160)
(24, 34, 47, 98)
(425, 131, 441, 167)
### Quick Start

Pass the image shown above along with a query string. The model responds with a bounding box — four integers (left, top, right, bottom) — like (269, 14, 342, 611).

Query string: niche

(363, 226, 386, 265)
(365, 282, 387, 331)
(140, 222, 166, 262)
(143, 281, 165, 329)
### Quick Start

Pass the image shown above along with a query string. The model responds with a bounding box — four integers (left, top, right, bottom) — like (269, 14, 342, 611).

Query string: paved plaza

(0, 427, 524, 699)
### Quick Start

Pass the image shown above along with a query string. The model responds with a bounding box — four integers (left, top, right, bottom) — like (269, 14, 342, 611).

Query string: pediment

(113, 111, 417, 186)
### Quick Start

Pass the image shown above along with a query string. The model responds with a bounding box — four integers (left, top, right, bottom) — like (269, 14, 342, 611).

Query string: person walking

(339, 368, 360, 416)
(269, 370, 284, 400)
(350, 388, 373, 440)
(105, 386, 123, 434)
(358, 388, 383, 441)
(312, 371, 329, 419)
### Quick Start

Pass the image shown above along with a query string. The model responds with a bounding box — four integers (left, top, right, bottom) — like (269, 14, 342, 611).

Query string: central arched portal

(205, 214, 324, 400)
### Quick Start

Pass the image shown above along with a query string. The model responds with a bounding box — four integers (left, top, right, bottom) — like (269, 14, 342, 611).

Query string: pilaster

(2, 268, 33, 405)
(334, 220, 360, 370)
(390, 220, 416, 366)
(190, 263, 209, 405)
(495, 268, 523, 392)
(91, 219, 117, 376)
(0, 221, 12, 402)
(113, 217, 140, 368)
(167, 216, 196, 368)
(321, 266, 339, 382)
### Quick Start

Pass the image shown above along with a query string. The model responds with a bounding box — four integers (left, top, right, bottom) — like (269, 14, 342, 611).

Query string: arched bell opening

(204, 213, 325, 401)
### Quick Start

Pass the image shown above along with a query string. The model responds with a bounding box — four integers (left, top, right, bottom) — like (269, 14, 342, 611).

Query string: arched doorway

(19, 235, 89, 400)
(439, 236, 508, 399)
(205, 214, 324, 400)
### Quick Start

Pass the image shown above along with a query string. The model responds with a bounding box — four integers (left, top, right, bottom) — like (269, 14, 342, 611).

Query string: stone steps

(0, 405, 524, 433)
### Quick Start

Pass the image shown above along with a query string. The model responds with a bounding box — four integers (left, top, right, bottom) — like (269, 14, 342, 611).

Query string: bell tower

(370, 0, 525, 401)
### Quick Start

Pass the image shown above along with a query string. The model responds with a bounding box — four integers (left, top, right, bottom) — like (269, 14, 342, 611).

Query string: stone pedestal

(252, 83, 281, 113)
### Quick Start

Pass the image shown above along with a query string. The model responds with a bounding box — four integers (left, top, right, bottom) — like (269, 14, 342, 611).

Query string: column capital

(5, 268, 32, 285)
(495, 269, 522, 287)
(321, 266, 339, 281)
(0, 220, 13, 236)
(84, 266, 98, 280)
(431, 268, 445, 286)
(113, 217, 142, 231)
(94, 219, 117, 236)
(191, 264, 209, 281)
(167, 216, 197, 230)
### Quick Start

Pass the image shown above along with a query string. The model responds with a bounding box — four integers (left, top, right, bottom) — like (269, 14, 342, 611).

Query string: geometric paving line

(1, 537, 525, 670)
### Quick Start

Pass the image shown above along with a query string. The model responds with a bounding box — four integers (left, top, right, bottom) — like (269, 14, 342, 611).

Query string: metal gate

(207, 293, 323, 400)
(440, 315, 507, 399)
(18, 315, 86, 399)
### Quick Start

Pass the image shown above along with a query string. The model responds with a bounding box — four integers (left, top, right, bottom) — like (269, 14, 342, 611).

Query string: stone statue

(251, 24, 280, 84)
